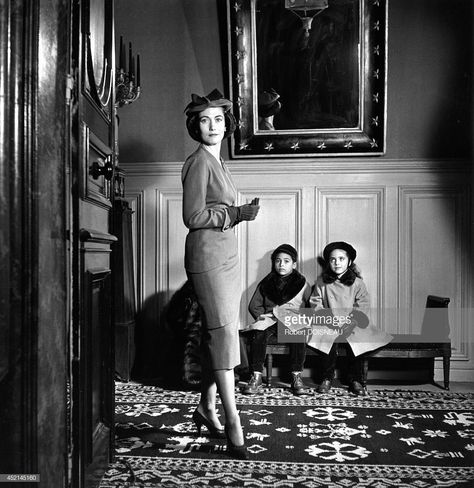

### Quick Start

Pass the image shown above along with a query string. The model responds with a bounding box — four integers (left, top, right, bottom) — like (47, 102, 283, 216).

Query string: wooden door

(0, 1, 117, 486)
(70, 0, 117, 486)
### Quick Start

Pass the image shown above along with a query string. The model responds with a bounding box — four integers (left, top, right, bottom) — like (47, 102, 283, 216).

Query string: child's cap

(271, 243, 297, 262)
(323, 241, 357, 263)
(258, 88, 281, 118)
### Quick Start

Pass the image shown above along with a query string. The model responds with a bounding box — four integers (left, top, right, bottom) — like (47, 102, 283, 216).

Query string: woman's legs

(214, 368, 244, 446)
(198, 332, 243, 445)
(186, 266, 244, 445)
(197, 361, 223, 429)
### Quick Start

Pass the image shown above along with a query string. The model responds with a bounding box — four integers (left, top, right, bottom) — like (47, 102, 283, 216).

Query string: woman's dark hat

(323, 241, 357, 263)
(258, 88, 281, 118)
(271, 243, 298, 262)
(184, 89, 232, 116)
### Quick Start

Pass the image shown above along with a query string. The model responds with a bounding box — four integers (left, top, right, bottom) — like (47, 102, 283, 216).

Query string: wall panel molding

(125, 191, 145, 309)
(123, 163, 473, 380)
(238, 189, 302, 326)
(317, 187, 385, 330)
(155, 190, 187, 309)
(121, 159, 471, 177)
(399, 185, 470, 360)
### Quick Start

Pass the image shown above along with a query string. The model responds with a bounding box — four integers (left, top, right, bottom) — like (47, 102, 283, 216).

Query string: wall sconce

(285, 0, 328, 38)
(115, 36, 141, 107)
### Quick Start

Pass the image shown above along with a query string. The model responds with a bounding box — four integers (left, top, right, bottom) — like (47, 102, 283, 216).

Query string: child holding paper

(243, 244, 312, 395)
(309, 241, 392, 396)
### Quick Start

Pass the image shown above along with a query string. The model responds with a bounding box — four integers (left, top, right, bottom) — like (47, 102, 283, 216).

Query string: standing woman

(182, 89, 260, 459)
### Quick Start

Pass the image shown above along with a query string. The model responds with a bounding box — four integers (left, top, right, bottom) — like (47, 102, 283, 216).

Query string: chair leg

(266, 353, 273, 388)
(443, 355, 450, 390)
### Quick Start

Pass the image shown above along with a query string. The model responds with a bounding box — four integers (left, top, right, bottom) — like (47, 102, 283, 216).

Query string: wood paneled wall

(122, 159, 473, 381)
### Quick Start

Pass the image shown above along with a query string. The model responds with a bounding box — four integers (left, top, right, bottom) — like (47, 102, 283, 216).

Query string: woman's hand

(238, 203, 259, 221)
(228, 198, 260, 225)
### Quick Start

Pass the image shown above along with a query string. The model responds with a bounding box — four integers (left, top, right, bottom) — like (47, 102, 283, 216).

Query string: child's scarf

(321, 266, 358, 286)
(260, 269, 306, 306)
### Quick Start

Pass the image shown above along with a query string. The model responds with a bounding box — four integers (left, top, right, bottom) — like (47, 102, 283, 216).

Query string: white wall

(123, 158, 473, 382)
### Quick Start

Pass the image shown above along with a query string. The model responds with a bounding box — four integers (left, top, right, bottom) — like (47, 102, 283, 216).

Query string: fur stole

(165, 280, 249, 388)
(165, 281, 202, 386)
(260, 269, 306, 306)
(321, 265, 360, 286)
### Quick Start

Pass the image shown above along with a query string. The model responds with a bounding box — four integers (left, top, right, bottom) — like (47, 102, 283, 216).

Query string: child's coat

(308, 275, 393, 356)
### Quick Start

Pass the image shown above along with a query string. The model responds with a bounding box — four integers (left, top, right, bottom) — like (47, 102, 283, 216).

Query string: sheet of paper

(241, 315, 276, 333)
(347, 327, 393, 356)
(307, 326, 339, 354)
(273, 306, 310, 331)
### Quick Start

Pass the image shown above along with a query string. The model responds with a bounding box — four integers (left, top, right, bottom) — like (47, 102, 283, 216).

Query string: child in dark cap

(309, 241, 392, 396)
(258, 88, 281, 130)
(243, 244, 312, 395)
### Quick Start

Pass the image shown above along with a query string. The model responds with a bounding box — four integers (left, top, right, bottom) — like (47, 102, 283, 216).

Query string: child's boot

(350, 359, 368, 396)
(290, 371, 306, 396)
(317, 378, 332, 394)
(243, 372, 263, 395)
(349, 380, 368, 396)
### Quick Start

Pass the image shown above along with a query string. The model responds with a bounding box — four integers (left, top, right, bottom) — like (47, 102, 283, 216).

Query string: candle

(136, 54, 140, 87)
(119, 36, 125, 71)
(131, 55, 135, 79)
(128, 42, 132, 77)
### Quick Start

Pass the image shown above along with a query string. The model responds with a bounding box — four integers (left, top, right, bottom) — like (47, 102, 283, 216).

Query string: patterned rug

(100, 383, 474, 487)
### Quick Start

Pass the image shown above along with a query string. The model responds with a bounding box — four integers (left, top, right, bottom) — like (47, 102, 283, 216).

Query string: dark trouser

(248, 324, 306, 373)
(321, 343, 367, 385)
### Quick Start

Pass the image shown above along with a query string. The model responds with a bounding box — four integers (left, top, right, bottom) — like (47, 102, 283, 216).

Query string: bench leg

(266, 353, 273, 388)
(361, 357, 369, 387)
(443, 355, 450, 390)
(430, 358, 436, 386)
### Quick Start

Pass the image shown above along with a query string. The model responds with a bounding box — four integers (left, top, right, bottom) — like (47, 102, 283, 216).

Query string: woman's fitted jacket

(182, 145, 238, 273)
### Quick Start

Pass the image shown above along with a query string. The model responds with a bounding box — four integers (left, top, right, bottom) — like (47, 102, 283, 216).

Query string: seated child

(243, 244, 312, 396)
(309, 241, 392, 396)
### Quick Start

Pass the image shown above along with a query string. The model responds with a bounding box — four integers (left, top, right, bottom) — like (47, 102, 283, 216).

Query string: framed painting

(227, 0, 387, 157)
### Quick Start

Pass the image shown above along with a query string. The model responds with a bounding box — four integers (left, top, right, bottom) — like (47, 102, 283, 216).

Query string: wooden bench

(264, 295, 451, 390)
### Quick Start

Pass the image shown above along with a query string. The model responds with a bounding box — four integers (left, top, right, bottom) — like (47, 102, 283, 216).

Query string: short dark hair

(186, 111, 237, 143)
(271, 244, 298, 263)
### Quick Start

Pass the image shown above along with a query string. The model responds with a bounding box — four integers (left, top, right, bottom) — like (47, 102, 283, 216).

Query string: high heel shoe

(224, 425, 249, 460)
(192, 409, 226, 439)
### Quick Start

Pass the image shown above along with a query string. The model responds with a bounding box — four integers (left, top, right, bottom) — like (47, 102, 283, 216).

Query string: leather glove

(228, 198, 260, 226)
(238, 203, 260, 221)
(348, 309, 370, 329)
(227, 206, 240, 226)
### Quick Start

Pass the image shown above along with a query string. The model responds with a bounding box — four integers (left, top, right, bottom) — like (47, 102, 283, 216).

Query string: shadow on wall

(131, 291, 181, 384)
(240, 250, 272, 328)
(132, 281, 251, 388)
(119, 139, 156, 163)
(425, 0, 473, 300)
(423, 1, 472, 158)
(131, 246, 384, 387)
